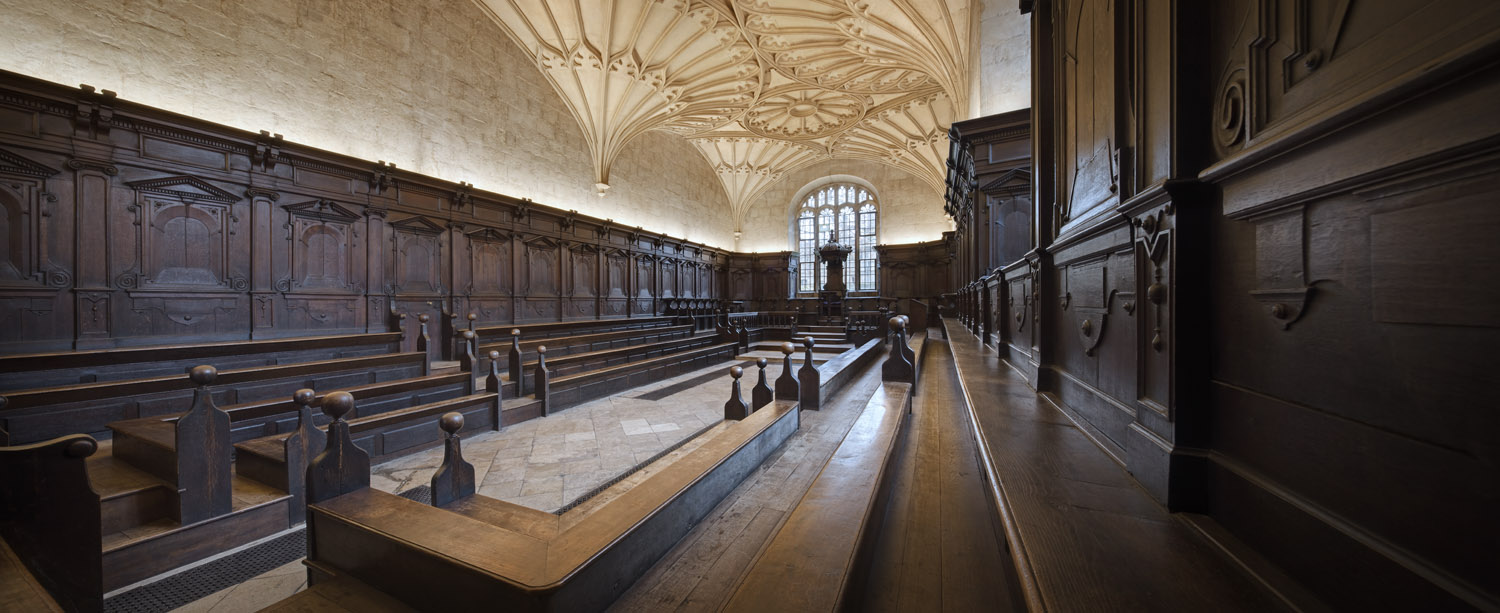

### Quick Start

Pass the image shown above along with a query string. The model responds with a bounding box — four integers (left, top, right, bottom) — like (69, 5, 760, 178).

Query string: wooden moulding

(306, 398, 802, 611)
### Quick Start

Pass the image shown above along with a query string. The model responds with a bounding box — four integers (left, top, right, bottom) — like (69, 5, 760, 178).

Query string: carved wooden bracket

(253, 130, 283, 173)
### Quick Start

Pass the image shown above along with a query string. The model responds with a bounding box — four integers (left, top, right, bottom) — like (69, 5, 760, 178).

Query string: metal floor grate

(103, 529, 306, 613)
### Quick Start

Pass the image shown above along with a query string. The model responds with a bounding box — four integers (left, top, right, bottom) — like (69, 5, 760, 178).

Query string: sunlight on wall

(0, 0, 735, 247)
(738, 159, 952, 253)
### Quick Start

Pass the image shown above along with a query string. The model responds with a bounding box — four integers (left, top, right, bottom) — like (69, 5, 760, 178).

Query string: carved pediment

(388, 215, 446, 235)
(980, 168, 1032, 194)
(0, 148, 58, 178)
(127, 175, 240, 204)
(466, 227, 512, 243)
(523, 235, 560, 250)
(282, 199, 363, 222)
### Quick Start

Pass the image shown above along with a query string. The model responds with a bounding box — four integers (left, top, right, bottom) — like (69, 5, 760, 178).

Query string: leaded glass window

(791, 184, 878, 293)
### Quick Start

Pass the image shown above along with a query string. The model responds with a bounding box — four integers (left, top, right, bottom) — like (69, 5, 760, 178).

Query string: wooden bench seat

(297, 399, 802, 611)
(541, 341, 740, 412)
(0, 332, 403, 392)
(0, 352, 427, 444)
(943, 322, 1285, 611)
(477, 324, 696, 371)
(473, 316, 676, 345)
(107, 372, 473, 450)
(724, 331, 926, 611)
(501, 334, 722, 383)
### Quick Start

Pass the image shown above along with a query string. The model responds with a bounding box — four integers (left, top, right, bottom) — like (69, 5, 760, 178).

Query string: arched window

(794, 183, 877, 293)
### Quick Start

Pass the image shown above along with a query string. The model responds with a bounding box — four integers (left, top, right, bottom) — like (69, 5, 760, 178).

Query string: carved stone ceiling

(473, 0, 970, 225)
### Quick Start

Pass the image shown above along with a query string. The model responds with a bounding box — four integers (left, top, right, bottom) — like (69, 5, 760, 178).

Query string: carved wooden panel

(388, 216, 445, 294)
(661, 259, 678, 299)
(1058, 0, 1119, 227)
(125, 176, 245, 292)
(605, 252, 628, 298)
(466, 228, 512, 296)
(522, 237, 559, 298)
(569, 245, 597, 298)
(283, 199, 362, 293)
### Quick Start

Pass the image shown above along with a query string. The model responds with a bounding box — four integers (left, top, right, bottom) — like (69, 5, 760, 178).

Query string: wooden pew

(0, 433, 103, 613)
(724, 320, 928, 612)
(288, 389, 804, 611)
(537, 341, 740, 414)
(0, 331, 404, 392)
(474, 324, 696, 378)
(472, 316, 678, 347)
(0, 352, 428, 444)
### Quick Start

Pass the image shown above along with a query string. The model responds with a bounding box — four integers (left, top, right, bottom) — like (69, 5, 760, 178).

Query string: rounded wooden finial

(511, 328, 521, 336)
(190, 365, 216, 386)
(439, 411, 465, 434)
(780, 342, 795, 355)
(418, 313, 430, 323)
(730, 365, 744, 379)
(489, 350, 501, 361)
(399, 313, 407, 321)
(467, 313, 477, 322)
(537, 345, 548, 355)
(323, 391, 355, 420)
(803, 336, 815, 348)
(888, 316, 903, 332)
(293, 388, 316, 407)
(462, 330, 476, 340)
(756, 358, 767, 368)
(65, 437, 97, 459)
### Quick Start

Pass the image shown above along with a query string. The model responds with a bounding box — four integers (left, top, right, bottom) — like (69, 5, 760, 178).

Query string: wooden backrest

(0, 332, 402, 392)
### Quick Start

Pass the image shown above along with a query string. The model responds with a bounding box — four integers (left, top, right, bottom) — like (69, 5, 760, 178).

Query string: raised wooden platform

(944, 322, 1288, 611)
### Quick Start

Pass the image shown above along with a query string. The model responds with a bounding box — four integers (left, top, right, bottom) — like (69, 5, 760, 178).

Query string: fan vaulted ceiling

(472, 0, 970, 225)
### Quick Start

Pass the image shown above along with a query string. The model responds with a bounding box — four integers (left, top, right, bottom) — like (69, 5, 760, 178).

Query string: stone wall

(968, 0, 1031, 118)
(737, 158, 951, 253)
(0, 0, 736, 247)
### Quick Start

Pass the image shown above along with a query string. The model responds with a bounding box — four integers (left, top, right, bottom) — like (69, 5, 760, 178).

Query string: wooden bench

(0, 331, 403, 392)
(474, 324, 698, 390)
(540, 341, 740, 413)
(724, 323, 926, 611)
(0, 352, 429, 444)
(286, 387, 803, 611)
(107, 372, 474, 449)
(942, 321, 1286, 611)
(472, 316, 677, 346)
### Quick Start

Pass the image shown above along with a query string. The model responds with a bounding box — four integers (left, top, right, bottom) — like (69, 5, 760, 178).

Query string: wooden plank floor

(609, 339, 894, 612)
(944, 323, 1289, 612)
(860, 336, 1022, 612)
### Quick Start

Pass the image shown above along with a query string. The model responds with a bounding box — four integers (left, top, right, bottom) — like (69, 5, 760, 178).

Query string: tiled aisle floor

(168, 355, 785, 613)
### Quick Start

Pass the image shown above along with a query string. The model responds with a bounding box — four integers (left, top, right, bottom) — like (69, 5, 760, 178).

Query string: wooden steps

(84, 444, 293, 592)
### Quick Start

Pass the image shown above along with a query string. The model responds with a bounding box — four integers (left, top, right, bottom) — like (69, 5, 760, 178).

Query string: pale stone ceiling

(473, 0, 969, 227)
